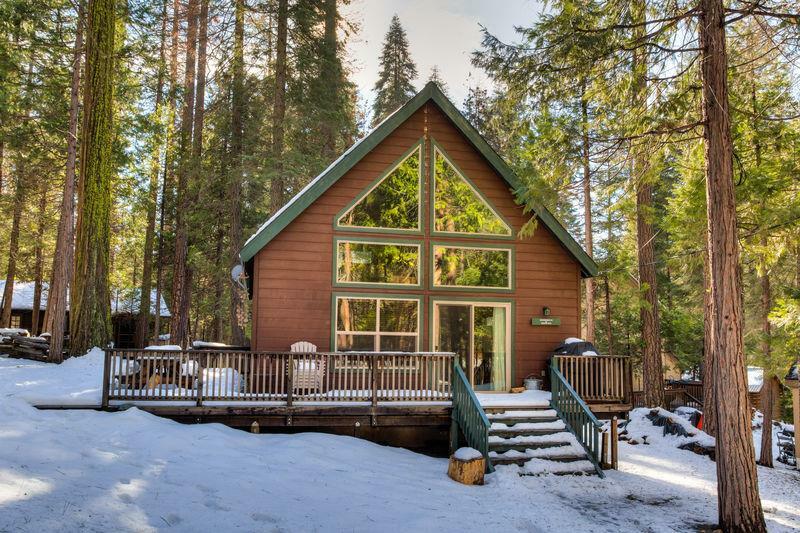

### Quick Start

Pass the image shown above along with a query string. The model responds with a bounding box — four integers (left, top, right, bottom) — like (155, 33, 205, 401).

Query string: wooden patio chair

(290, 341, 325, 394)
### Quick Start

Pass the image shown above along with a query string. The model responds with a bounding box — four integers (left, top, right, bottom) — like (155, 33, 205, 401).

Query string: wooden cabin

(0, 281, 169, 347)
(240, 82, 599, 393)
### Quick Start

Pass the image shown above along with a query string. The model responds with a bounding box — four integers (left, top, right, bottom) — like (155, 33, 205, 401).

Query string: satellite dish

(231, 264, 247, 290)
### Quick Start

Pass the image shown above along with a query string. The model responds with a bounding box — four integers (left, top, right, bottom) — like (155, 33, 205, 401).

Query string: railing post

(370, 355, 379, 407)
(286, 354, 294, 407)
(101, 349, 112, 409)
(195, 352, 205, 407)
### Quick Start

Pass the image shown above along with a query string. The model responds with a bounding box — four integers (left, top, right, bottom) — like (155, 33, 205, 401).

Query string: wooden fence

(552, 355, 632, 404)
(102, 349, 454, 407)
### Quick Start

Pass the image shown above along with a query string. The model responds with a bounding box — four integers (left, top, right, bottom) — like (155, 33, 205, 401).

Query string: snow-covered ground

(1, 353, 798, 532)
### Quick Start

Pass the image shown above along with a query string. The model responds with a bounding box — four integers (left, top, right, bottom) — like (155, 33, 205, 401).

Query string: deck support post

(610, 416, 619, 469)
(449, 416, 459, 455)
(370, 356, 378, 407)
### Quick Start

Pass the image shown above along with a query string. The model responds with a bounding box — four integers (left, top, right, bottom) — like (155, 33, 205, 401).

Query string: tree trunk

(0, 175, 24, 327)
(170, 0, 199, 347)
(580, 87, 594, 343)
(228, 0, 246, 346)
(702, 247, 716, 437)
(699, 0, 765, 529)
(193, 0, 208, 158)
(45, 1, 84, 361)
(154, 0, 181, 343)
(213, 226, 225, 341)
(31, 184, 47, 336)
(757, 248, 774, 467)
(70, 0, 116, 355)
(270, 0, 288, 214)
(136, 0, 169, 348)
(320, 0, 339, 160)
(604, 275, 613, 355)
(631, 0, 663, 408)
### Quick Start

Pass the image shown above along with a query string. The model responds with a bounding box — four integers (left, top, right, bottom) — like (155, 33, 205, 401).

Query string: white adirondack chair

(290, 341, 325, 393)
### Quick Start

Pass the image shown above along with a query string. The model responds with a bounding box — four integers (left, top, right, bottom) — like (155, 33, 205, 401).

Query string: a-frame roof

(240, 82, 598, 278)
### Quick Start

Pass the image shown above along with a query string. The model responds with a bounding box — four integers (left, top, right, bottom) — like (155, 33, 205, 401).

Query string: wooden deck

(552, 355, 633, 417)
(101, 349, 456, 454)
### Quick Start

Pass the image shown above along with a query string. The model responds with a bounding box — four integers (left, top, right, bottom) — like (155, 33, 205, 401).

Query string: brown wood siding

(251, 103, 582, 386)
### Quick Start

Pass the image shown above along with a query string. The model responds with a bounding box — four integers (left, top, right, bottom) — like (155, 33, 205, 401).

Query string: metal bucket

(524, 376, 542, 390)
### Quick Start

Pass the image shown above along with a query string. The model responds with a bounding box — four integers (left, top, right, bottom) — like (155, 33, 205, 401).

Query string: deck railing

(549, 359, 606, 477)
(451, 361, 493, 472)
(103, 349, 454, 407)
(552, 355, 632, 404)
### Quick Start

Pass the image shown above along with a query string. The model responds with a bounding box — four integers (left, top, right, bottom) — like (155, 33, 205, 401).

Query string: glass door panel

(436, 304, 470, 373)
(473, 306, 507, 391)
(434, 301, 510, 391)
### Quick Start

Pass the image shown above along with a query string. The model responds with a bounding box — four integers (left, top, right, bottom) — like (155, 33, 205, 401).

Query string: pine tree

(427, 65, 449, 96)
(70, 0, 116, 354)
(372, 14, 417, 124)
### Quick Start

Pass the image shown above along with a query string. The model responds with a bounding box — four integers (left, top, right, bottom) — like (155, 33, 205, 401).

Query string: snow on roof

(111, 288, 171, 317)
(0, 281, 170, 317)
(747, 366, 763, 393)
(0, 281, 48, 310)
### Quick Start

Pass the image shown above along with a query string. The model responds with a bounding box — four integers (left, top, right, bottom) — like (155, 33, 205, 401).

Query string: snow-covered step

(488, 420, 566, 438)
(486, 409, 559, 424)
(488, 431, 579, 452)
(489, 440, 588, 466)
(515, 458, 597, 476)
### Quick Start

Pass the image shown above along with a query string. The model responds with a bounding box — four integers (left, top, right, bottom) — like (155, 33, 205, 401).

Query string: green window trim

(333, 236, 424, 289)
(333, 140, 424, 235)
(430, 242, 515, 292)
(330, 292, 423, 353)
(429, 139, 514, 240)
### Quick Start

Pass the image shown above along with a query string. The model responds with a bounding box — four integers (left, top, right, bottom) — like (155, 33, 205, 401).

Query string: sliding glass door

(433, 301, 510, 391)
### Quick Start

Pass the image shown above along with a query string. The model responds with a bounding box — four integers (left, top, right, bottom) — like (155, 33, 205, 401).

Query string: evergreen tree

(427, 65, 449, 96)
(70, 0, 117, 354)
(372, 14, 417, 124)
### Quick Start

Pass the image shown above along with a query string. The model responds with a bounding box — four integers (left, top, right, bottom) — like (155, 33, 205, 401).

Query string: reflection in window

(433, 246, 510, 289)
(338, 146, 421, 230)
(433, 147, 511, 235)
(337, 241, 419, 285)
(335, 297, 419, 352)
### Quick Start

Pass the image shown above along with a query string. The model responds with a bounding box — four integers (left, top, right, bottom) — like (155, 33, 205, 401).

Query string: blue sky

(342, 0, 543, 109)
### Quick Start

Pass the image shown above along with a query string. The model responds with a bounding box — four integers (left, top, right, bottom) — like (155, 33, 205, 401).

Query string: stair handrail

(451, 361, 494, 472)
(549, 358, 606, 477)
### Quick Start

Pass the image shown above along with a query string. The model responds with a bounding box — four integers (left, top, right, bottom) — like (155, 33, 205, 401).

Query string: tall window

(335, 296, 419, 351)
(432, 146, 511, 236)
(336, 240, 420, 286)
(337, 145, 421, 231)
(433, 245, 511, 289)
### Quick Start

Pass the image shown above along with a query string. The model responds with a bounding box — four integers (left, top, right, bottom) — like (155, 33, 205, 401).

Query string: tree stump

(448, 448, 485, 485)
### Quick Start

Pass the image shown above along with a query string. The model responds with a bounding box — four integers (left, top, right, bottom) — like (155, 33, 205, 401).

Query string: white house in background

(0, 281, 170, 346)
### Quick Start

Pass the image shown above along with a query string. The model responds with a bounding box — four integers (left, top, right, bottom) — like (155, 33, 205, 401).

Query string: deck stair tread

(480, 402, 596, 476)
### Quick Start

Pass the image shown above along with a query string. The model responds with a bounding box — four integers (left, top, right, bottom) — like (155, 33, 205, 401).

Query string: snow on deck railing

(102, 349, 455, 407)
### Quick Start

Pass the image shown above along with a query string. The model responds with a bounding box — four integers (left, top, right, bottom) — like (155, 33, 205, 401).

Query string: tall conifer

(372, 14, 417, 124)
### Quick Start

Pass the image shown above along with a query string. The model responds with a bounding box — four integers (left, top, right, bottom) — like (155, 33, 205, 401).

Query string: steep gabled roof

(240, 82, 598, 278)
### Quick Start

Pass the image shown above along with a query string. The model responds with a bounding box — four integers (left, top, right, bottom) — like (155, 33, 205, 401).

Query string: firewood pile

(2, 333, 66, 363)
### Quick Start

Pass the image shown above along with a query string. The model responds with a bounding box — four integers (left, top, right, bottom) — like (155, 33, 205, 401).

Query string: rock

(448, 449, 485, 485)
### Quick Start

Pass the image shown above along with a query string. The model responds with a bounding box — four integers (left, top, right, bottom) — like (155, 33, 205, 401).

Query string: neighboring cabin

(240, 83, 597, 391)
(0, 281, 170, 347)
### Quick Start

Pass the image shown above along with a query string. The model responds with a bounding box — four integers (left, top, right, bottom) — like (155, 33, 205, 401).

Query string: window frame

(430, 242, 515, 292)
(429, 139, 514, 240)
(333, 236, 424, 289)
(331, 293, 422, 353)
(333, 140, 424, 235)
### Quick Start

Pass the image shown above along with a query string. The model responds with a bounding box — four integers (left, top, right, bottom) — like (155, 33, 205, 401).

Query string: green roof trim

(240, 82, 598, 278)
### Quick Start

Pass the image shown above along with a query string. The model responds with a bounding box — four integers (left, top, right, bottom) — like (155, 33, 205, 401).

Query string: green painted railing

(550, 359, 605, 477)
(451, 362, 493, 472)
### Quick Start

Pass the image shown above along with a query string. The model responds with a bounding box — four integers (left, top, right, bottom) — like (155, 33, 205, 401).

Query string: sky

(341, 0, 543, 111)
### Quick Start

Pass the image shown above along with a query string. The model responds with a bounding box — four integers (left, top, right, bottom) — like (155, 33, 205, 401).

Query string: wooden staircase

(485, 405, 597, 475)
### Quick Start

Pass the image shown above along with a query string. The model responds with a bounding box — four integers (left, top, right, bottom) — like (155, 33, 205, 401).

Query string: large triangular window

(433, 146, 512, 236)
(337, 145, 421, 231)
